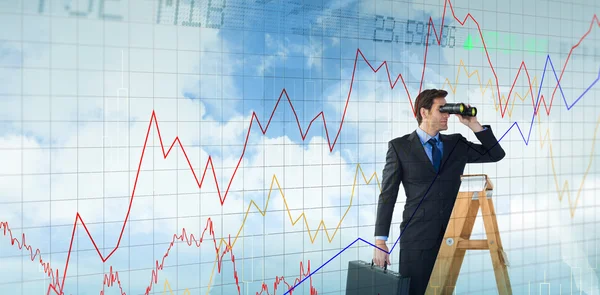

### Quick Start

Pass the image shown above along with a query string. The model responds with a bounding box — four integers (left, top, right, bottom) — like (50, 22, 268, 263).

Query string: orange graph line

(205, 163, 380, 293)
(536, 111, 600, 218)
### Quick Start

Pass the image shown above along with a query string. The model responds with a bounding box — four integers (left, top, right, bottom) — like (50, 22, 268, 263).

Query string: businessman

(372, 89, 505, 294)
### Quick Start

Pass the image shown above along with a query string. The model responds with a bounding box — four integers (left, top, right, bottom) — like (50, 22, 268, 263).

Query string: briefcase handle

(370, 259, 388, 272)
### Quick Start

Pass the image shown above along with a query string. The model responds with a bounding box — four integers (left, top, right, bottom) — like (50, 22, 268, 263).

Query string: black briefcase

(345, 260, 410, 295)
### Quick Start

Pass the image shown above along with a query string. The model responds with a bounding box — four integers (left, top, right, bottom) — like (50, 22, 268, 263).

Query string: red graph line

(1, 0, 600, 294)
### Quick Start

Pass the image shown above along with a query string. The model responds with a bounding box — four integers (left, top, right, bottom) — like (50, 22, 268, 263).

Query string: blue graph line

(283, 55, 600, 295)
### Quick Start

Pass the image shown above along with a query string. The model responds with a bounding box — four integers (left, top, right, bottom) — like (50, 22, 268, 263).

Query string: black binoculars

(439, 103, 477, 117)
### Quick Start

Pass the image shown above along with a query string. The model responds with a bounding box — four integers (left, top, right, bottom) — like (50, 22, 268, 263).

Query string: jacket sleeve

(462, 124, 506, 163)
(374, 140, 403, 237)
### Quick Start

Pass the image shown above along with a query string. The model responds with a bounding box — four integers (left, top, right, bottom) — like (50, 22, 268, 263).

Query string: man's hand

(373, 240, 391, 267)
(455, 104, 483, 132)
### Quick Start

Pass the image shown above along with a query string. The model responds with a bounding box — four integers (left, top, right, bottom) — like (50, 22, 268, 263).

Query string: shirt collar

(416, 126, 440, 145)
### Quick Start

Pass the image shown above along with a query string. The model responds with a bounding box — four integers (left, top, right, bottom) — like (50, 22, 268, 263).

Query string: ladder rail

(425, 174, 512, 295)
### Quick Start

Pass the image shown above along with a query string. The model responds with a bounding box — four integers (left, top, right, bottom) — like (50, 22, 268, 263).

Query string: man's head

(414, 89, 450, 133)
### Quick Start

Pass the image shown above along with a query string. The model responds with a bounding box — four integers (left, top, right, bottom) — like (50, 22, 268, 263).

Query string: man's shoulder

(385, 135, 408, 158)
(389, 133, 412, 146)
(387, 134, 414, 158)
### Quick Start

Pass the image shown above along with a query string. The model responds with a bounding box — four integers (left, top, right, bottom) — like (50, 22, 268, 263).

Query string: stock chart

(0, 0, 599, 294)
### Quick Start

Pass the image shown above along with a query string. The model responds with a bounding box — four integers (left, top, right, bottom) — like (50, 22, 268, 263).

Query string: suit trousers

(398, 227, 445, 295)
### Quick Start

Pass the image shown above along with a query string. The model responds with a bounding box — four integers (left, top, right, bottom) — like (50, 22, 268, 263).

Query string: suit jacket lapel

(408, 131, 436, 174)
(439, 133, 454, 173)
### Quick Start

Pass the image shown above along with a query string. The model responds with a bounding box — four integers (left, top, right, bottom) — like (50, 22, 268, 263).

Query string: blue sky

(1, 0, 600, 294)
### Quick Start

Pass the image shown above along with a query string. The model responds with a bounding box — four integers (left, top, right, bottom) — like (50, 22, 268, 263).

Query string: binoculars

(439, 103, 477, 117)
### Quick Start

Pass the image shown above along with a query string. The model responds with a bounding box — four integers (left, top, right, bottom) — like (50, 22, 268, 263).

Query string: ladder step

(457, 240, 489, 250)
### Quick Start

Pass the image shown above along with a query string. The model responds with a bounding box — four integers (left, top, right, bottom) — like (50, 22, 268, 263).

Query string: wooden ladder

(426, 174, 512, 295)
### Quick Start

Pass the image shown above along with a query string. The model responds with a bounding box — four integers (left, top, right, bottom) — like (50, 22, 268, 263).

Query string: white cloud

(259, 32, 326, 76)
(2, 2, 600, 294)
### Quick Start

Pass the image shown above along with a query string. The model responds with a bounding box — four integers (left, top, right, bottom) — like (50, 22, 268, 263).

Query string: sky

(0, 0, 599, 294)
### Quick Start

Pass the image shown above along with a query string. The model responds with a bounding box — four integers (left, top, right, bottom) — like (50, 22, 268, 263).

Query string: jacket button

(439, 192, 443, 196)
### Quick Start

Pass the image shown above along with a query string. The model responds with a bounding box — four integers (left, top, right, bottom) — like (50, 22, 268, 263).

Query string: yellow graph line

(235, 165, 380, 245)
(200, 63, 598, 293)
(441, 59, 539, 117)
(161, 278, 190, 295)
(205, 163, 381, 294)
(537, 109, 600, 218)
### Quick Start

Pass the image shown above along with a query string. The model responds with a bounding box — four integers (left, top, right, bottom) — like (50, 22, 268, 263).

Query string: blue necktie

(428, 137, 441, 172)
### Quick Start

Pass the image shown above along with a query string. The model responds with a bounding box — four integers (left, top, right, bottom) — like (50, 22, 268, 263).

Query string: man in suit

(372, 89, 506, 294)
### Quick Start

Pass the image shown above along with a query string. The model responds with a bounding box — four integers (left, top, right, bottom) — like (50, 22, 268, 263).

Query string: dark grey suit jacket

(374, 125, 506, 250)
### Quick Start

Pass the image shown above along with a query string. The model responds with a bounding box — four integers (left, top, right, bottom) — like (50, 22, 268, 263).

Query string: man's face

(422, 97, 450, 132)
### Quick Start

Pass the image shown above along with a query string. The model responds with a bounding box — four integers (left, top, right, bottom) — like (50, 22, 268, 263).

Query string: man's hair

(414, 89, 448, 125)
